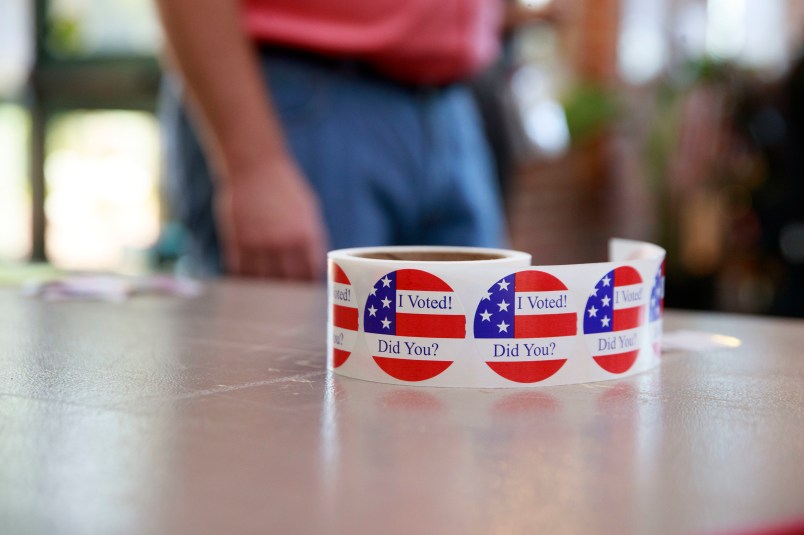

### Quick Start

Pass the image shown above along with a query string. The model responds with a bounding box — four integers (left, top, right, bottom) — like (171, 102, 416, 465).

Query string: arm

(155, 0, 327, 279)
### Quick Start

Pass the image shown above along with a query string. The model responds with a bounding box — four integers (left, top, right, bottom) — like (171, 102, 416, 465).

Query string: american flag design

(649, 261, 665, 356)
(363, 269, 465, 382)
(473, 270, 576, 383)
(649, 261, 665, 323)
(583, 266, 646, 374)
(330, 263, 358, 368)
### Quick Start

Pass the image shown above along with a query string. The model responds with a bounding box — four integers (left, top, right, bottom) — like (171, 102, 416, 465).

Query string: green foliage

(46, 15, 84, 57)
(561, 84, 620, 145)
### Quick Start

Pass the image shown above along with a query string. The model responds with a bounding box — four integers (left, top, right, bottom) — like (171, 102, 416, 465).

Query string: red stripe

(333, 305, 358, 331)
(721, 518, 804, 535)
(594, 350, 639, 374)
(613, 306, 644, 330)
(332, 263, 350, 284)
(614, 266, 642, 286)
(514, 271, 567, 292)
(514, 313, 577, 338)
(486, 359, 567, 383)
(331, 348, 350, 368)
(395, 269, 452, 292)
(493, 392, 558, 413)
(381, 390, 443, 410)
(373, 357, 453, 382)
(396, 313, 465, 338)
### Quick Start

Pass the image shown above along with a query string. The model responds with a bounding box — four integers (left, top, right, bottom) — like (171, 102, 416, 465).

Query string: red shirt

(241, 0, 502, 85)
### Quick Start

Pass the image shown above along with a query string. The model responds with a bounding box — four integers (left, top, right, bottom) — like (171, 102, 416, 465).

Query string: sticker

(363, 269, 465, 382)
(649, 261, 665, 357)
(328, 240, 665, 388)
(330, 263, 358, 368)
(474, 271, 577, 383)
(583, 267, 646, 374)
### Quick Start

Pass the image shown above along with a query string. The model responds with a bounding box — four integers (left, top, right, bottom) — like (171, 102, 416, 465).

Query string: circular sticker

(649, 261, 665, 357)
(363, 269, 465, 382)
(474, 271, 577, 383)
(330, 262, 358, 368)
(583, 267, 646, 374)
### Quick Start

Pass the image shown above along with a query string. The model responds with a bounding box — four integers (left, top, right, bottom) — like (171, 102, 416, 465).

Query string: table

(1, 281, 803, 535)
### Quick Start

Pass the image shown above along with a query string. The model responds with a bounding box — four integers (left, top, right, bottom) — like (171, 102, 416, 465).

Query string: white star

(650, 296, 656, 307)
(601, 296, 611, 307)
(369, 287, 377, 296)
(497, 320, 509, 333)
(381, 297, 391, 308)
(601, 315, 610, 327)
(381, 317, 391, 329)
(588, 305, 598, 317)
(497, 279, 510, 291)
(368, 305, 377, 317)
(590, 287, 598, 297)
(381, 276, 392, 288)
(482, 291, 492, 301)
(497, 299, 510, 312)
(480, 310, 492, 322)
(602, 275, 611, 287)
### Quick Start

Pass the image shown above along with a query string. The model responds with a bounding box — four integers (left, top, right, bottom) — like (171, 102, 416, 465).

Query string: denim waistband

(256, 42, 456, 92)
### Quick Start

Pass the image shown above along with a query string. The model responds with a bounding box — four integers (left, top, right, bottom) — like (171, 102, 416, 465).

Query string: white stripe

(369, 335, 463, 361)
(512, 290, 572, 315)
(586, 327, 642, 356)
(332, 282, 355, 306)
(479, 337, 574, 362)
(613, 284, 648, 310)
(649, 320, 662, 340)
(395, 290, 459, 316)
(332, 327, 357, 350)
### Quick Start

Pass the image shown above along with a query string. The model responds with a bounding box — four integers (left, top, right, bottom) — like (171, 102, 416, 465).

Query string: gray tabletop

(1, 281, 803, 535)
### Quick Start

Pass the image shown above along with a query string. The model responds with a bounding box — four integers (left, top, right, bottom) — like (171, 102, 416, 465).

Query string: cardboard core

(356, 251, 505, 262)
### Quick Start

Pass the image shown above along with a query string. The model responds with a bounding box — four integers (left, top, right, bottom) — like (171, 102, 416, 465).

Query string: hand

(156, 0, 327, 279)
(215, 160, 328, 280)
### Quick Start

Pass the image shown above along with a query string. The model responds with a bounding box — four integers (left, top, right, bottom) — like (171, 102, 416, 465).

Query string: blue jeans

(160, 48, 507, 275)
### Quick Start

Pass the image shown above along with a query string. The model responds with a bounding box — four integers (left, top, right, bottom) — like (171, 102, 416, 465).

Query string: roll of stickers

(328, 239, 665, 388)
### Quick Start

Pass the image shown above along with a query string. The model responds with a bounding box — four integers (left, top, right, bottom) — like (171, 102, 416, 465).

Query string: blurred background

(1, 0, 803, 316)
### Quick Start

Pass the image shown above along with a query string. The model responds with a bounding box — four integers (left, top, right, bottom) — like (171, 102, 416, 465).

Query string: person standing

(156, 0, 508, 279)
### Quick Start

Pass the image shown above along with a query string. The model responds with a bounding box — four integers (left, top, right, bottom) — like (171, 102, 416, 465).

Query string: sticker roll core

(327, 240, 665, 388)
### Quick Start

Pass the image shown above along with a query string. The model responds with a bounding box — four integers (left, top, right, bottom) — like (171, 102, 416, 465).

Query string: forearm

(155, 0, 289, 179)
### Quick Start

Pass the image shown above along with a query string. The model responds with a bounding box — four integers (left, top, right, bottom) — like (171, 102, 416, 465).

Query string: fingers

(261, 253, 283, 279)
(279, 247, 312, 280)
(215, 176, 328, 280)
(213, 161, 329, 281)
(225, 244, 321, 280)
(303, 231, 327, 280)
(222, 243, 267, 279)
(242, 250, 266, 278)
